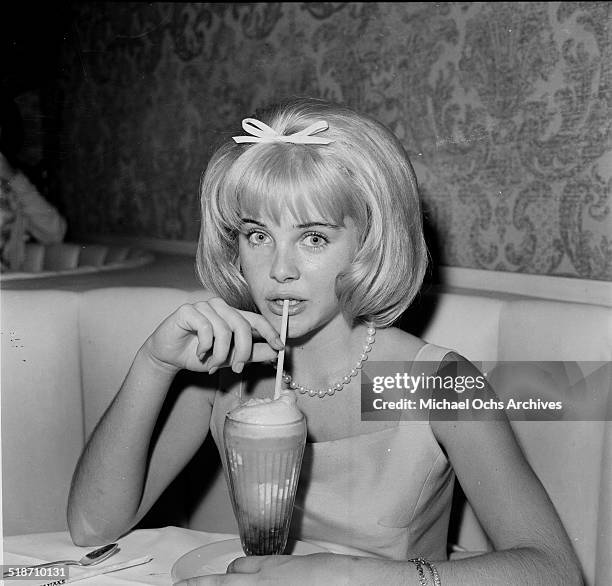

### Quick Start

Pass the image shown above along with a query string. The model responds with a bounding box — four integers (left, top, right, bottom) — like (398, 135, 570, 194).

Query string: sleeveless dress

(208, 343, 455, 561)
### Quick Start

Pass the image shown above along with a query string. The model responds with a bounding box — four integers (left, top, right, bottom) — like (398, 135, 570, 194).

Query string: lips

(266, 296, 307, 316)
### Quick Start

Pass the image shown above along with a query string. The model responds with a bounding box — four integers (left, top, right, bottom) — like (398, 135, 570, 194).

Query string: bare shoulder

(428, 351, 507, 445)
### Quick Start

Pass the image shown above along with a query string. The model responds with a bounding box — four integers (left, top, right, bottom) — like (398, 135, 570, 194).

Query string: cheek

(239, 240, 262, 266)
(306, 257, 351, 294)
(238, 245, 263, 286)
(241, 264, 262, 287)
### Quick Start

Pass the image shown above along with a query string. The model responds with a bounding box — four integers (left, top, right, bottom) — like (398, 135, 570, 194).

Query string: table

(3, 526, 238, 585)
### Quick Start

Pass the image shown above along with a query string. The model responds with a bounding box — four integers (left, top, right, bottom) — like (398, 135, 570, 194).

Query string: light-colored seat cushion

(79, 287, 194, 436)
(1, 291, 85, 535)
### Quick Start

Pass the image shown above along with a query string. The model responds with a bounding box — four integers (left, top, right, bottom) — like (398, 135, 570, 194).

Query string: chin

(289, 314, 343, 342)
(286, 321, 312, 340)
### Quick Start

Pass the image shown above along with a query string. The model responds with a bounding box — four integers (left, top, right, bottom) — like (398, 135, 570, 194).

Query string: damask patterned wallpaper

(58, 2, 611, 280)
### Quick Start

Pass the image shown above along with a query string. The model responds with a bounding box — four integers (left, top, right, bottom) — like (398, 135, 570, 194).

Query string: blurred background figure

(0, 93, 66, 271)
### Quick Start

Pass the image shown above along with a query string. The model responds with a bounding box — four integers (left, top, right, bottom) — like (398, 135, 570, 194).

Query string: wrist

(136, 344, 181, 379)
(345, 556, 425, 586)
(408, 558, 441, 586)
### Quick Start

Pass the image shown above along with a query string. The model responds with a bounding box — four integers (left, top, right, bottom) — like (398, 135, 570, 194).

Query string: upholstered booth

(0, 242, 154, 280)
(2, 278, 611, 585)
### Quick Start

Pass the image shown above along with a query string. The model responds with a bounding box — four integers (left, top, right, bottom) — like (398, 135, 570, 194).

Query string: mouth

(266, 296, 307, 316)
(269, 298, 304, 307)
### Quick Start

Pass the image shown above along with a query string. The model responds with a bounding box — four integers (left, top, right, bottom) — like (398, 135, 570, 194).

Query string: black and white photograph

(1, 3, 611, 585)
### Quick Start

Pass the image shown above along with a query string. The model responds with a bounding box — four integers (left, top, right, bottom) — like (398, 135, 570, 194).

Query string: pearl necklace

(277, 322, 376, 398)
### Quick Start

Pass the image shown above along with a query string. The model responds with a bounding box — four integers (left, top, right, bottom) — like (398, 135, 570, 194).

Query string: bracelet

(408, 558, 428, 586)
(421, 558, 441, 586)
(408, 557, 441, 586)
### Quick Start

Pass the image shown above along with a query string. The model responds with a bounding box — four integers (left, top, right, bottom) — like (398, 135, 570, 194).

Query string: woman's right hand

(142, 296, 284, 375)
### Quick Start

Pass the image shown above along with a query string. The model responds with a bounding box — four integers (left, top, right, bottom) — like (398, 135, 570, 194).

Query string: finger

(239, 311, 284, 350)
(193, 302, 233, 369)
(250, 342, 280, 364)
(226, 556, 263, 574)
(175, 304, 214, 359)
(204, 298, 284, 352)
(207, 300, 254, 372)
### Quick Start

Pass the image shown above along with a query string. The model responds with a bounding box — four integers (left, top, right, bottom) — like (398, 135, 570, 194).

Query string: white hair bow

(232, 118, 333, 145)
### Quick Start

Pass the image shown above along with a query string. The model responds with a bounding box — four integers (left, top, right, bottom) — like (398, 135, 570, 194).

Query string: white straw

(38, 556, 153, 585)
(273, 299, 290, 400)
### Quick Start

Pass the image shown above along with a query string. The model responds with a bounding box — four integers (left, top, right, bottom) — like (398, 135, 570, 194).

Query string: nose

(269, 245, 300, 283)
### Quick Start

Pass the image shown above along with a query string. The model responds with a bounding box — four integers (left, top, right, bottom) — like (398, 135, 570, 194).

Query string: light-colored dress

(209, 343, 454, 561)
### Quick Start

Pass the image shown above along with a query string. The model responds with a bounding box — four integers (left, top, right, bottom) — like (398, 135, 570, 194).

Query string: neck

(284, 314, 369, 389)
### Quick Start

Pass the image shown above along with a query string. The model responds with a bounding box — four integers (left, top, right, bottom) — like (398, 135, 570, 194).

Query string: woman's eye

(247, 231, 271, 245)
(303, 232, 329, 248)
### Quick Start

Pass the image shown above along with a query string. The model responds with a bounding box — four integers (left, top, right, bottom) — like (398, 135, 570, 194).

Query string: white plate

(171, 537, 328, 581)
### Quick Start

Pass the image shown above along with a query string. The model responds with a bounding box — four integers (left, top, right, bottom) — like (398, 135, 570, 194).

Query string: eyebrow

(240, 218, 342, 230)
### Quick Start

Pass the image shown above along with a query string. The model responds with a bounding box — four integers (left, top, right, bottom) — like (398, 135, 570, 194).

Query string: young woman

(67, 98, 582, 585)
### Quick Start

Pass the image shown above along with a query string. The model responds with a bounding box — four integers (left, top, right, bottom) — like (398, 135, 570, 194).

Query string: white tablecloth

(3, 526, 238, 585)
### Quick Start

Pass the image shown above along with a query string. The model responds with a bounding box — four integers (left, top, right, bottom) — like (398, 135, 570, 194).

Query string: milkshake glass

(223, 404, 306, 556)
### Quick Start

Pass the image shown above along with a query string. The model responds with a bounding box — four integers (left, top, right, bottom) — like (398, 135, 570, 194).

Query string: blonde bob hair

(197, 97, 428, 327)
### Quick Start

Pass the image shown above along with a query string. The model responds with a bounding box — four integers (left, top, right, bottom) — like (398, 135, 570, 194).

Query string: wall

(56, 2, 611, 280)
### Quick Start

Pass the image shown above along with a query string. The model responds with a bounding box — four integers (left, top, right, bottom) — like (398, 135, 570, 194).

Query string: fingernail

(208, 366, 218, 375)
(233, 361, 244, 374)
(274, 337, 285, 350)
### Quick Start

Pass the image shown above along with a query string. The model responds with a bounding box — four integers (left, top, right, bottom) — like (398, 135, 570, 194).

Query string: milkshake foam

(228, 389, 302, 425)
